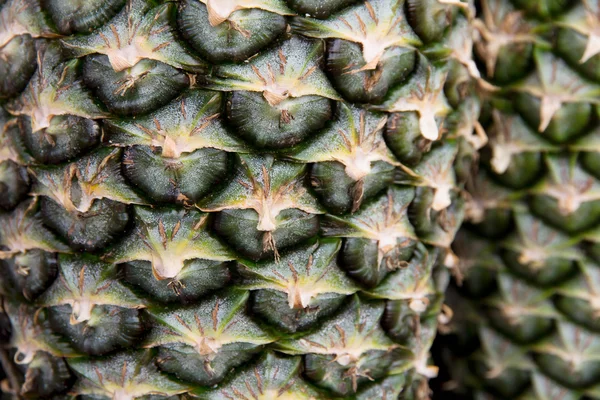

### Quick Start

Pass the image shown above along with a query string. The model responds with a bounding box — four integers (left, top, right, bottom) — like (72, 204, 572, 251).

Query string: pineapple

(0, 0, 481, 398)
(436, 0, 600, 398)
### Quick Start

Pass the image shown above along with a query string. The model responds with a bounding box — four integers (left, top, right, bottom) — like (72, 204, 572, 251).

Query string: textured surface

(435, 0, 600, 399)
(0, 0, 481, 398)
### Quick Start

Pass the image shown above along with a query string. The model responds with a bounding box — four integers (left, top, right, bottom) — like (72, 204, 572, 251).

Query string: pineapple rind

(0, 0, 481, 397)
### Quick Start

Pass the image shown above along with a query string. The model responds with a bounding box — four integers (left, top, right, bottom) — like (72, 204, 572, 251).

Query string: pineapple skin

(437, 0, 600, 399)
(0, 0, 481, 398)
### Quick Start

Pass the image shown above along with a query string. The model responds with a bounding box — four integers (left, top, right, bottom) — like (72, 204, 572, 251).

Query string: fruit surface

(0, 0, 481, 398)
(436, 0, 600, 399)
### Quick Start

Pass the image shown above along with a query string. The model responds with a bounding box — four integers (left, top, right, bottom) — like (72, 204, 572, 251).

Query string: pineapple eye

(0, 35, 36, 101)
(40, 196, 130, 252)
(122, 145, 229, 204)
(82, 56, 189, 116)
(227, 91, 332, 149)
(123, 259, 231, 303)
(310, 160, 395, 215)
(19, 115, 101, 165)
(178, 0, 288, 63)
(1, 250, 58, 302)
(44, 0, 126, 34)
(0, 160, 30, 210)
(325, 39, 417, 104)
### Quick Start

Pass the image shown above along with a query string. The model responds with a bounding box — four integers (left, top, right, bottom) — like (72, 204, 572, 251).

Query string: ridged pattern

(0, 0, 482, 398)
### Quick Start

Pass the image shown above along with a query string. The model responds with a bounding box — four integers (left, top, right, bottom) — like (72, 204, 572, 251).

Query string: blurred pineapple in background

(436, 0, 600, 399)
